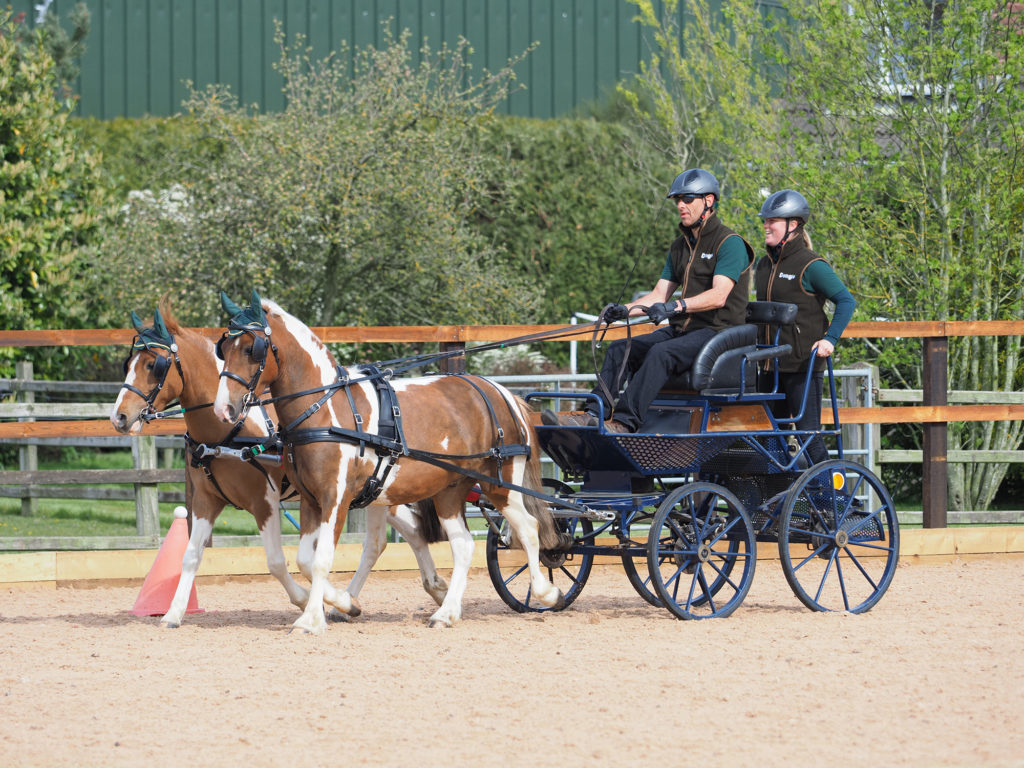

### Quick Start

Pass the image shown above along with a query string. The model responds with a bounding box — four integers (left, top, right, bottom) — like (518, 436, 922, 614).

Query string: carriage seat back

(746, 300, 798, 327)
(667, 324, 758, 393)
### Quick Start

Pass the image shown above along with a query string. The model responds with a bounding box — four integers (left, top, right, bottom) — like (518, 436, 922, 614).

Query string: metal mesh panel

(612, 434, 737, 474)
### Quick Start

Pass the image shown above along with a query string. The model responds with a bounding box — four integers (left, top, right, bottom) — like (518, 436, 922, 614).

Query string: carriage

(482, 300, 900, 620)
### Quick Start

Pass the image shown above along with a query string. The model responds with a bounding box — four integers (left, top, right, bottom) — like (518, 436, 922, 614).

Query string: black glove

(644, 301, 683, 324)
(604, 303, 630, 322)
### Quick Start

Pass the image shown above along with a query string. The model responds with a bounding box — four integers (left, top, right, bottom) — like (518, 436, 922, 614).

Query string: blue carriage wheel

(647, 482, 757, 620)
(485, 479, 594, 613)
(777, 459, 900, 613)
(619, 507, 663, 608)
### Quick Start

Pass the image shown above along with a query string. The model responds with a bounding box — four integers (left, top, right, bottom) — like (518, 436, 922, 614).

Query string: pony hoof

(553, 592, 566, 611)
(160, 620, 180, 629)
(326, 608, 350, 623)
(348, 597, 362, 618)
(427, 618, 451, 629)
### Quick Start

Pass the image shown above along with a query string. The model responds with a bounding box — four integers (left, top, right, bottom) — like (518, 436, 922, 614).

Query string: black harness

(276, 365, 538, 510)
(184, 402, 296, 509)
(121, 338, 185, 414)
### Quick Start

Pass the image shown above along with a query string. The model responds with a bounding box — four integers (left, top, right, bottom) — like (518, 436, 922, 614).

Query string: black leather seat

(668, 324, 759, 393)
(661, 302, 798, 396)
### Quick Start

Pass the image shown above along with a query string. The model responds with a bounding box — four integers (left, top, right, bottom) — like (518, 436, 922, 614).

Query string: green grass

(0, 448, 274, 539)
(0, 497, 269, 538)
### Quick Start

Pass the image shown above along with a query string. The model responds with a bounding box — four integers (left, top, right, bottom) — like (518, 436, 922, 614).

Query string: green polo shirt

(660, 235, 749, 283)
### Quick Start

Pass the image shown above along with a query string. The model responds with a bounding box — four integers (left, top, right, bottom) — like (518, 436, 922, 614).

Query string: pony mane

(259, 298, 337, 369)
(158, 296, 182, 335)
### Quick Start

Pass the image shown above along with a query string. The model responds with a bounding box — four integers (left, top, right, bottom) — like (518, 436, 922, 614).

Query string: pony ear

(249, 289, 266, 325)
(153, 308, 170, 341)
(130, 310, 147, 335)
(220, 291, 244, 318)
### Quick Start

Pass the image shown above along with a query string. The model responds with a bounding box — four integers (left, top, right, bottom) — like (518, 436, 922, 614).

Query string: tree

(762, 0, 1024, 510)
(0, 9, 110, 376)
(92, 25, 539, 329)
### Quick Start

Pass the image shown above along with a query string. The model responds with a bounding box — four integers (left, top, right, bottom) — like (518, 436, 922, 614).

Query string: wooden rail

(3, 320, 1024, 532)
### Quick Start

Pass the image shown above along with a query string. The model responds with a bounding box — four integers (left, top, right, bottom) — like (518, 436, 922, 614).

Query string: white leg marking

(428, 515, 474, 628)
(257, 501, 308, 610)
(161, 516, 213, 628)
(346, 505, 389, 599)
(494, 457, 562, 609)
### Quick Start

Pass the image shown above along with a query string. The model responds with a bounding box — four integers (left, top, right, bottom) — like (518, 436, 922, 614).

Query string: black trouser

(588, 326, 716, 430)
(773, 369, 829, 464)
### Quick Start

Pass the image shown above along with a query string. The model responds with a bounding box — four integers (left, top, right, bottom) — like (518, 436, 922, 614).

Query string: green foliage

(617, 0, 776, 211)
(475, 117, 670, 322)
(0, 9, 114, 376)
(72, 115, 215, 196)
(87, 25, 541, 328)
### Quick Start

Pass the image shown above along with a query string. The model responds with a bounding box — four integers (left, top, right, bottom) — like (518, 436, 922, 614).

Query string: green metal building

(10, 0, 670, 119)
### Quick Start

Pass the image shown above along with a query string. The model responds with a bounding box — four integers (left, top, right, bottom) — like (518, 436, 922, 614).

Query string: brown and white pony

(212, 292, 566, 634)
(110, 302, 450, 627)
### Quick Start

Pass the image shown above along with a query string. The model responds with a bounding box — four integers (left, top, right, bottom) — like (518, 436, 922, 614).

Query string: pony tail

(802, 229, 814, 250)
(510, 398, 562, 550)
(411, 499, 444, 544)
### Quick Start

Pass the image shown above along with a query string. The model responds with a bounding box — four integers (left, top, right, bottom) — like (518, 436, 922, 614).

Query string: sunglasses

(672, 194, 701, 203)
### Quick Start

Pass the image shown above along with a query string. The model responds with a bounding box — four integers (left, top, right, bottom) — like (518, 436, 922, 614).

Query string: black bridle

(121, 336, 184, 411)
(216, 320, 279, 408)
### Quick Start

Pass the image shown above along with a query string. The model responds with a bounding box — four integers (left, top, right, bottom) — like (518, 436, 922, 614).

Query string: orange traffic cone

(131, 506, 204, 617)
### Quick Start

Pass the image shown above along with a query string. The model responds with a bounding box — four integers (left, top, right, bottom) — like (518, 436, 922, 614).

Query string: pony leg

(388, 505, 448, 606)
(296, 528, 359, 621)
(346, 503, 449, 607)
(256, 501, 309, 610)
(161, 514, 214, 628)
(427, 514, 474, 628)
(344, 505, 390, 600)
(493, 459, 564, 610)
(291, 512, 341, 635)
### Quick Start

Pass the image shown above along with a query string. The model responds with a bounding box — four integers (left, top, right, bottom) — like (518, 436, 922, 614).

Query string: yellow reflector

(832, 471, 845, 491)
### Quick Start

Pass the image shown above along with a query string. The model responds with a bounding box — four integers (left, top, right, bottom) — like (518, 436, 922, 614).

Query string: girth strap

(284, 365, 406, 509)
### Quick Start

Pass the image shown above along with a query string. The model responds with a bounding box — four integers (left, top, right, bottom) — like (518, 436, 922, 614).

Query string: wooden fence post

(16, 361, 38, 517)
(922, 337, 948, 528)
(132, 435, 161, 536)
(439, 341, 466, 374)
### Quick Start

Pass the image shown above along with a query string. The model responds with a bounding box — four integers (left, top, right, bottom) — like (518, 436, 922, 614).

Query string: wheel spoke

(812, 548, 837, 603)
(695, 568, 717, 614)
(831, 556, 851, 610)
(842, 546, 881, 591)
(502, 562, 529, 587)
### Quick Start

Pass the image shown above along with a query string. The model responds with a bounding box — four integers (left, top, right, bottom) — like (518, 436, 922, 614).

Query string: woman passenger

(754, 189, 856, 465)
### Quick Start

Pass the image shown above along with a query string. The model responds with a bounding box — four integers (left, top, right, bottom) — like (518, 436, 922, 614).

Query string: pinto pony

(212, 291, 567, 634)
(110, 303, 450, 627)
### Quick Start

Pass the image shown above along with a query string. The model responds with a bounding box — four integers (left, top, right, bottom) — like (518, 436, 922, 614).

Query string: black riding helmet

(758, 189, 810, 223)
(666, 168, 720, 201)
(667, 168, 720, 227)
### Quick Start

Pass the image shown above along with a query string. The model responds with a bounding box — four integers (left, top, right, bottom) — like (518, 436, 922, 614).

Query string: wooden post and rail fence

(1, 320, 1022, 551)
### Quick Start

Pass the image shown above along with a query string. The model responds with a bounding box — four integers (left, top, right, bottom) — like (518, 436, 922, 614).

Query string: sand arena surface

(1, 557, 1023, 768)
